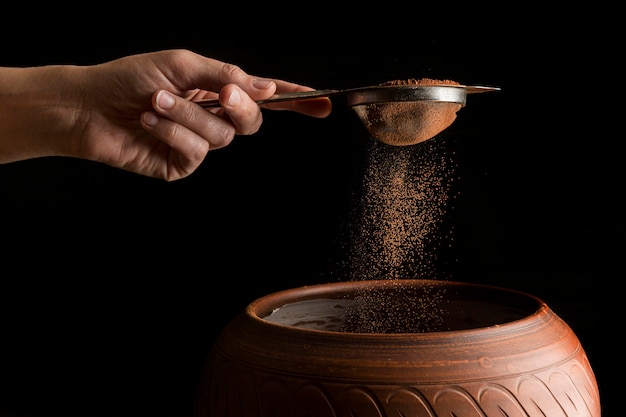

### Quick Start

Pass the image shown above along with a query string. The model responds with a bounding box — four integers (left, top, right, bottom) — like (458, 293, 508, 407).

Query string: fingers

(177, 50, 278, 102)
(141, 87, 264, 154)
(139, 50, 332, 162)
(216, 84, 265, 135)
(169, 50, 332, 118)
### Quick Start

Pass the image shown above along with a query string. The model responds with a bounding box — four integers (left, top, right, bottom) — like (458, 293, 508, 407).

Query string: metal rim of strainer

(344, 85, 468, 107)
(195, 84, 500, 109)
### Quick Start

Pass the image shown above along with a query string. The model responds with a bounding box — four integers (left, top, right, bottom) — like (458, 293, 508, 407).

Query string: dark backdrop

(1, 18, 617, 417)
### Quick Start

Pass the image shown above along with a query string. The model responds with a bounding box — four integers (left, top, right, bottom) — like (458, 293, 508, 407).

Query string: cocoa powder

(340, 135, 457, 332)
(356, 78, 463, 146)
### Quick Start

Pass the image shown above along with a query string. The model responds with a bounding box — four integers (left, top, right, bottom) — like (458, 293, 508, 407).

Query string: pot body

(196, 279, 600, 417)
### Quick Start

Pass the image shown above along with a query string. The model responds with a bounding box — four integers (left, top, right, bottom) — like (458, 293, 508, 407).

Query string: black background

(1, 15, 618, 417)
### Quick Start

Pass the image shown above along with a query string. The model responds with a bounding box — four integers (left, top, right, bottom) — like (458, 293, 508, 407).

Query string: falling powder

(342, 279, 450, 333)
(333, 96, 460, 332)
(344, 138, 457, 282)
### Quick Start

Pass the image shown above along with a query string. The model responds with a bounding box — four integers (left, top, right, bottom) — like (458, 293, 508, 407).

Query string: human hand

(85, 49, 332, 180)
(0, 49, 331, 181)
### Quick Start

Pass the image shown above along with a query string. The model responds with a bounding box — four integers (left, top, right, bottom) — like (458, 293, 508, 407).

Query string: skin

(0, 49, 332, 181)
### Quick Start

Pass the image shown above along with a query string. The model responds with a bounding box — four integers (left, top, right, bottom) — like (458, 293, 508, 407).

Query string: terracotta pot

(196, 279, 600, 417)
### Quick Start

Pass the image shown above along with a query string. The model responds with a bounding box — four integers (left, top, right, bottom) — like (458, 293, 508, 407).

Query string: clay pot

(196, 279, 600, 417)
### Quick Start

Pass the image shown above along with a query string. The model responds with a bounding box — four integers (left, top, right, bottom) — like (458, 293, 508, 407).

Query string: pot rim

(210, 279, 580, 383)
(247, 278, 549, 337)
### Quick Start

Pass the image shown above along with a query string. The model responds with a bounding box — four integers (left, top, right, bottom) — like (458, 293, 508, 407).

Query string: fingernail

(142, 111, 159, 127)
(157, 90, 175, 110)
(253, 79, 274, 90)
(227, 89, 241, 107)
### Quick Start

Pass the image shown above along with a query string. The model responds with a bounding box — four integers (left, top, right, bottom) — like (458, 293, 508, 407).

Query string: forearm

(0, 65, 85, 163)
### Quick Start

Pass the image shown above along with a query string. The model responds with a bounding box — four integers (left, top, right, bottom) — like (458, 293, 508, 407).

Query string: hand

(0, 49, 332, 181)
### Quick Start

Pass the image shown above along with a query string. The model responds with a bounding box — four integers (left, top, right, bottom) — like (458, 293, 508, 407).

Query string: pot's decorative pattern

(196, 280, 601, 417)
(200, 351, 598, 416)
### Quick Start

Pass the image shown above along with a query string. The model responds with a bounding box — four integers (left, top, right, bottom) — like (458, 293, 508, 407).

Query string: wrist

(0, 65, 85, 163)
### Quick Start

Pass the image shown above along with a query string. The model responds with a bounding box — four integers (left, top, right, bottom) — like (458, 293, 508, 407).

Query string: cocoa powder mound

(355, 78, 463, 146)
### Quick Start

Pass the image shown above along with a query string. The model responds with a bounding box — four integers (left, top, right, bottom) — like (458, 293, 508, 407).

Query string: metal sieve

(195, 84, 500, 109)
